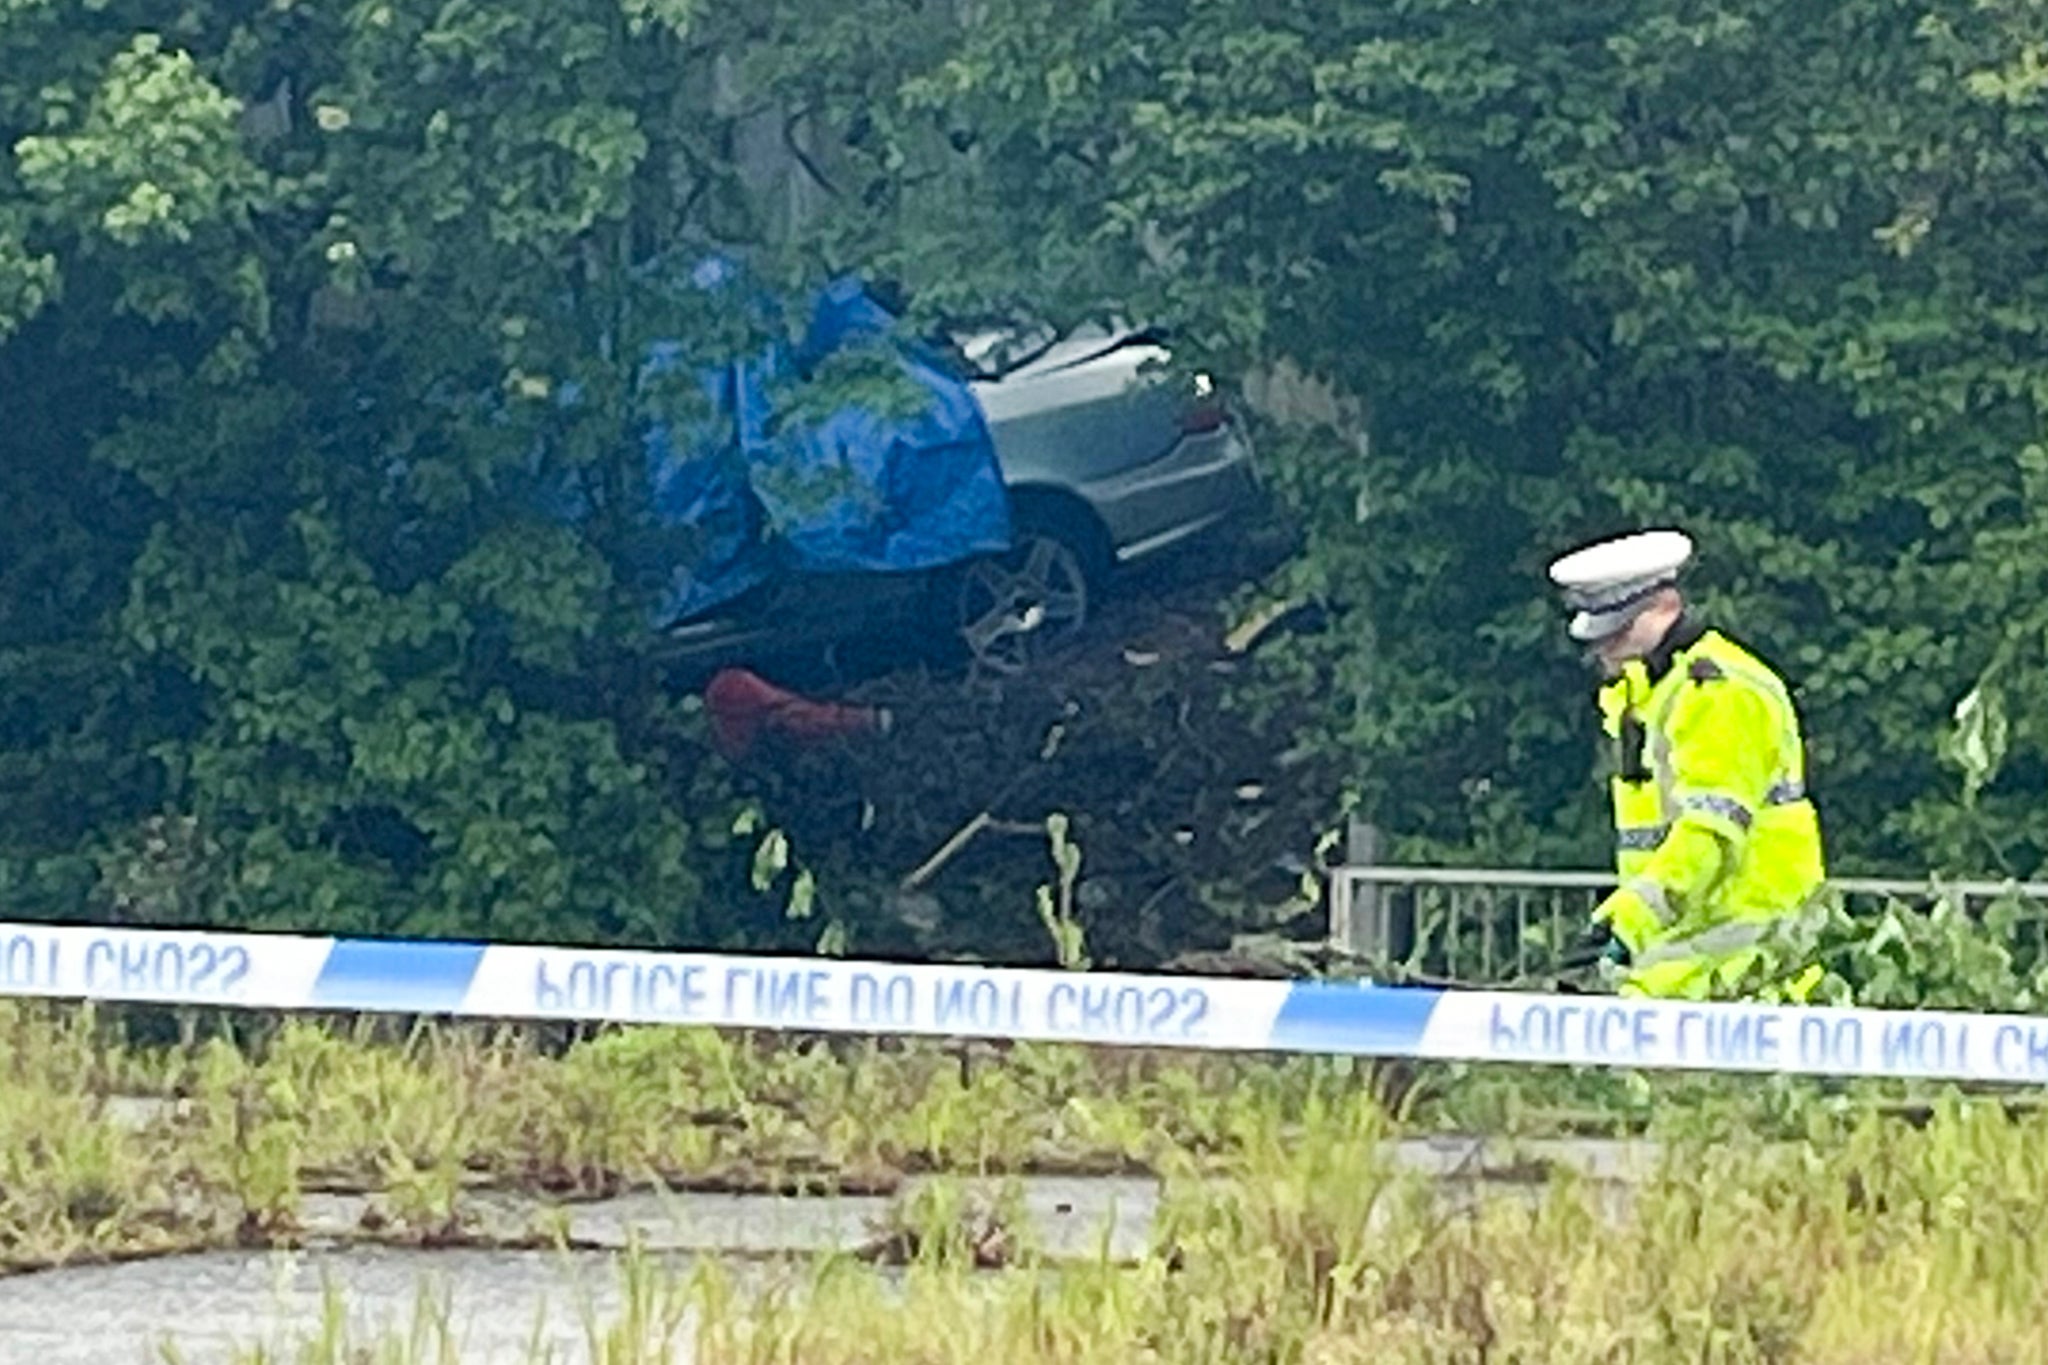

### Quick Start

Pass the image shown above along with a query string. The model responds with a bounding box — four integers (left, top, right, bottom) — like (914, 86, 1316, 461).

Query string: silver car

(657, 321, 1261, 680)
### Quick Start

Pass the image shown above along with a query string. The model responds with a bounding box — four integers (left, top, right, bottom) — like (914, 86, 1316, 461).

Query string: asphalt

(0, 1140, 1660, 1363)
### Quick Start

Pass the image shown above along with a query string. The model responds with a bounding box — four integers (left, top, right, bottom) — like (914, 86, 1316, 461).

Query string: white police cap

(1546, 529, 1694, 642)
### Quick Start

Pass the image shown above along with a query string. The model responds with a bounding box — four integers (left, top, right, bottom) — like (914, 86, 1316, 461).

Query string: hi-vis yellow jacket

(1594, 620, 1827, 999)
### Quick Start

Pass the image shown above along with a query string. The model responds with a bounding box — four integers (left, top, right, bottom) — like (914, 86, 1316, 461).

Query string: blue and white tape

(0, 919, 2043, 1086)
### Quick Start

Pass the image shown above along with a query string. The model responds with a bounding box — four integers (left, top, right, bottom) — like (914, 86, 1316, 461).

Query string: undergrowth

(177, 1086, 2048, 1364)
(1, 995, 2040, 1296)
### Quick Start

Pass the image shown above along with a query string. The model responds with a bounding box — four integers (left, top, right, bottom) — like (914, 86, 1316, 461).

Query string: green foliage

(11, 0, 2048, 964)
(904, 0, 2048, 881)
(1747, 890, 2048, 1012)
(16, 34, 259, 253)
(1034, 812, 1090, 970)
(0, 0, 990, 948)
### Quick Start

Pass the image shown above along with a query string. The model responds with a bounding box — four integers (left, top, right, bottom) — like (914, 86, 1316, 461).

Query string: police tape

(0, 917, 2043, 1085)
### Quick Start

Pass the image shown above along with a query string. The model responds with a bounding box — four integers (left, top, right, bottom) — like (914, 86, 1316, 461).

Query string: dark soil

(702, 524, 1348, 972)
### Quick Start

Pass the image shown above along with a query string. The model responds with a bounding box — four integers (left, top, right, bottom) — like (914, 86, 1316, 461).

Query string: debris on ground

(702, 666, 894, 762)
(706, 532, 1348, 971)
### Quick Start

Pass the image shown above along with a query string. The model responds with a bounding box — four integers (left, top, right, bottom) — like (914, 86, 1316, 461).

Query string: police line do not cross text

(5, 919, 2048, 1088)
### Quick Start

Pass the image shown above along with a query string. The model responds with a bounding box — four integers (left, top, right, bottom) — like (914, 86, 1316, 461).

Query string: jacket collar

(1641, 609, 1708, 687)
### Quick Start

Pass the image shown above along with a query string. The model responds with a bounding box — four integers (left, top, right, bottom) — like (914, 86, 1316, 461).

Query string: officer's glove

(1592, 884, 1663, 958)
(1579, 912, 1630, 965)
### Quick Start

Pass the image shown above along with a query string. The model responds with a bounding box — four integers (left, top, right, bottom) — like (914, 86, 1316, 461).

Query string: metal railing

(1326, 863, 2048, 988)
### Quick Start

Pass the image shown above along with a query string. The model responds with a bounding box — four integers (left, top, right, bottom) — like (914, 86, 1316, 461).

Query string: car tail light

(1180, 372, 1230, 434)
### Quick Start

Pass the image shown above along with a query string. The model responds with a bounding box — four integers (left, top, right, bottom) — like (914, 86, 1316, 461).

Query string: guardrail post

(1331, 819, 1386, 958)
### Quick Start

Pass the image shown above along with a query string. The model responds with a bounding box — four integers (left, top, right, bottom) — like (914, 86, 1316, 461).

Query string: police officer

(1546, 529, 1827, 1000)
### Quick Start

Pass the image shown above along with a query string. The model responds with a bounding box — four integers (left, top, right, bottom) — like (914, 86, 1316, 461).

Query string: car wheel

(953, 526, 1097, 675)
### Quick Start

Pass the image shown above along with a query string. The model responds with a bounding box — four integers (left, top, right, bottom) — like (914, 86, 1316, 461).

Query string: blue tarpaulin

(636, 264, 1012, 628)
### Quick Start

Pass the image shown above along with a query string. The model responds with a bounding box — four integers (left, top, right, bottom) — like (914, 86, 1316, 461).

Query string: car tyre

(950, 497, 1110, 675)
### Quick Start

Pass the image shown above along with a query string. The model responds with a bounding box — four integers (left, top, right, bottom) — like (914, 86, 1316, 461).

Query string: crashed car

(647, 286, 1261, 682)
(946, 322, 1260, 669)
